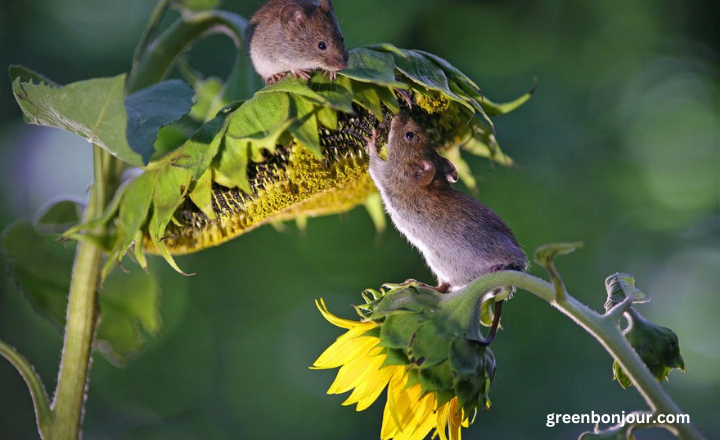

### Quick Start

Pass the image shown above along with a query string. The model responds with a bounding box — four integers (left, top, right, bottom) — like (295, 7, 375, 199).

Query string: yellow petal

(312, 332, 378, 369)
(316, 298, 374, 329)
(328, 338, 383, 393)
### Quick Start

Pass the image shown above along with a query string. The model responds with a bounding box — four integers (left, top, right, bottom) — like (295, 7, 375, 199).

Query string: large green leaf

(10, 66, 143, 167)
(125, 79, 195, 164)
(340, 48, 407, 89)
(1, 221, 161, 365)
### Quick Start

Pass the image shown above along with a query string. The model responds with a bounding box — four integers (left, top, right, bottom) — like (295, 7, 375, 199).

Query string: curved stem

(0, 340, 52, 439)
(127, 10, 247, 93)
(131, 0, 173, 70)
(461, 271, 707, 440)
(50, 146, 120, 439)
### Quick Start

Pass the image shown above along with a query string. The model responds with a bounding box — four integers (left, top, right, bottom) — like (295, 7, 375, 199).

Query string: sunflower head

(313, 282, 499, 440)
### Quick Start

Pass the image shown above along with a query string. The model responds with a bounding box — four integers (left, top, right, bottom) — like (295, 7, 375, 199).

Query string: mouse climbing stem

(460, 270, 707, 440)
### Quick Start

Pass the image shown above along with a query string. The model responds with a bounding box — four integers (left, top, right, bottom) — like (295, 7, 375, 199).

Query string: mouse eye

(318, 41, 327, 50)
(405, 131, 414, 141)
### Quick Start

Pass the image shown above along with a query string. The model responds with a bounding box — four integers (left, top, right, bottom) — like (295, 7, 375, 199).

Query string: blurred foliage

(0, 0, 717, 439)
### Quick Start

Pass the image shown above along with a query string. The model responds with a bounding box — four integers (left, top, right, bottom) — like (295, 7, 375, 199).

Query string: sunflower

(312, 284, 497, 440)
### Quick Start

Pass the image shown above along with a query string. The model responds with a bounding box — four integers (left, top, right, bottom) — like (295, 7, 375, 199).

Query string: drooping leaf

(373, 45, 472, 112)
(111, 171, 158, 266)
(340, 48, 407, 89)
(148, 166, 193, 272)
(352, 82, 386, 120)
(167, 112, 229, 179)
(188, 76, 224, 121)
(1, 221, 73, 330)
(33, 198, 84, 234)
(363, 192, 386, 234)
(96, 267, 162, 366)
(125, 79, 195, 164)
(10, 67, 143, 167)
(288, 95, 321, 157)
(189, 169, 216, 219)
(309, 74, 355, 114)
(2, 221, 161, 365)
(225, 91, 293, 156)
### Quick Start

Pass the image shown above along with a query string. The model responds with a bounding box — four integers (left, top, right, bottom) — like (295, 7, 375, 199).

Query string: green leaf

(33, 198, 84, 234)
(96, 267, 162, 366)
(214, 138, 251, 192)
(289, 95, 321, 157)
(534, 242, 584, 269)
(188, 76, 224, 121)
(604, 273, 649, 312)
(363, 193, 386, 234)
(2, 221, 161, 365)
(480, 80, 537, 116)
(10, 67, 143, 167)
(340, 48, 407, 89)
(125, 79, 195, 164)
(225, 91, 293, 156)
(257, 77, 332, 109)
(112, 171, 158, 265)
(1, 221, 73, 330)
(189, 169, 216, 219)
(309, 74, 355, 114)
(375, 46, 472, 112)
(352, 82, 385, 120)
(8, 65, 58, 87)
(169, 112, 229, 179)
(148, 166, 193, 272)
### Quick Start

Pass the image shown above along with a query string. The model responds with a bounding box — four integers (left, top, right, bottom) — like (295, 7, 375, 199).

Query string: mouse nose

(335, 51, 349, 70)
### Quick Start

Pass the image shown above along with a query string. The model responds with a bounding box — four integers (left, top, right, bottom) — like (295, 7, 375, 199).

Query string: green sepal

(407, 320, 449, 368)
(381, 348, 409, 367)
(379, 313, 425, 349)
(418, 360, 454, 393)
(614, 312, 685, 388)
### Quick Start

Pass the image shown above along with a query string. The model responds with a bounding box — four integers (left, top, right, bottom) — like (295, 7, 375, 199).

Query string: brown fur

(368, 115, 527, 289)
(246, 0, 348, 82)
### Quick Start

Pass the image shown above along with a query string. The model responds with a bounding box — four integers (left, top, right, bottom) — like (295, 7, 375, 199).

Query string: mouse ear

(318, 0, 334, 11)
(413, 160, 436, 186)
(280, 4, 307, 28)
(440, 157, 458, 183)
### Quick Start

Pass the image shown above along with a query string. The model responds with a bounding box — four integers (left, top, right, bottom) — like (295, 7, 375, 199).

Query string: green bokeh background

(0, 0, 718, 439)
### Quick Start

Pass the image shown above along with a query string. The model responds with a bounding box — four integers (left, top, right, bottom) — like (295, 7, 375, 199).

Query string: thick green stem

(50, 147, 120, 439)
(0, 340, 52, 438)
(461, 271, 707, 440)
(127, 10, 247, 93)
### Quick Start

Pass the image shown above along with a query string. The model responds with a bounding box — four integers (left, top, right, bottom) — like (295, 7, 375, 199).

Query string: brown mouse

(245, 0, 349, 84)
(367, 114, 527, 345)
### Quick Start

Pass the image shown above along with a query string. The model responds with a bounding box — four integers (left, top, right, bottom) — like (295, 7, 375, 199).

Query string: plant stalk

(462, 271, 707, 440)
(50, 146, 120, 439)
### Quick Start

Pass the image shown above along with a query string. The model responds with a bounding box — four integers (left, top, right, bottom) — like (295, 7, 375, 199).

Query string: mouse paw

(291, 69, 311, 80)
(265, 72, 288, 84)
(325, 69, 338, 81)
(363, 128, 378, 156)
